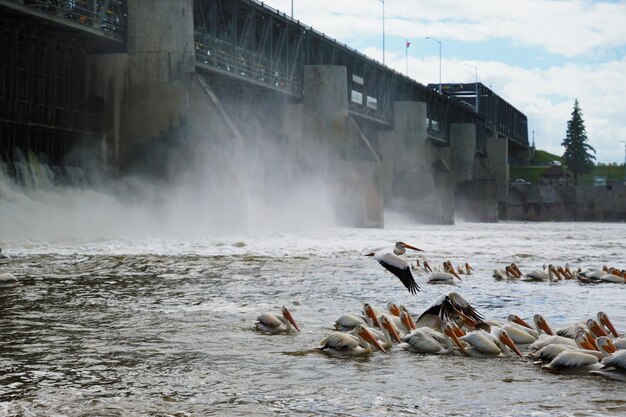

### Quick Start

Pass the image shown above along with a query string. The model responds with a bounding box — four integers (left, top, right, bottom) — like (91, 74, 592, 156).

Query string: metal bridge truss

(436, 83, 529, 149)
(0, 0, 126, 169)
(193, 0, 485, 147)
(0, 0, 127, 42)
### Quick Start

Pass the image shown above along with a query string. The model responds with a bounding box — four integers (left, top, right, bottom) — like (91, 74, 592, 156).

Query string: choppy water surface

(1, 222, 626, 416)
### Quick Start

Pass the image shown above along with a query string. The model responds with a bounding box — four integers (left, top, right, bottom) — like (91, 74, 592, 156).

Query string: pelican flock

(250, 240, 626, 383)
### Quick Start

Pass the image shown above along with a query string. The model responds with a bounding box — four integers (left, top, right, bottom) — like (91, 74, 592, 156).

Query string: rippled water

(1, 222, 626, 416)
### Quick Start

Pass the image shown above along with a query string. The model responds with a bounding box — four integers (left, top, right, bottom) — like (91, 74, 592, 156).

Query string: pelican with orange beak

(319, 324, 388, 356)
(255, 306, 301, 333)
(364, 242, 423, 294)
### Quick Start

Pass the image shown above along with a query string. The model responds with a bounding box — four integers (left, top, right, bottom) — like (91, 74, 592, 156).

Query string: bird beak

(388, 304, 401, 316)
(537, 316, 554, 335)
(400, 312, 415, 331)
(512, 316, 533, 330)
(402, 243, 424, 252)
(359, 327, 387, 354)
(602, 338, 619, 354)
(452, 324, 466, 337)
(423, 261, 433, 272)
(364, 305, 381, 328)
(589, 321, 609, 338)
(444, 325, 468, 355)
(451, 267, 462, 280)
(499, 332, 523, 357)
(585, 333, 599, 351)
(599, 315, 620, 338)
(577, 335, 595, 351)
(382, 319, 402, 343)
(284, 309, 301, 332)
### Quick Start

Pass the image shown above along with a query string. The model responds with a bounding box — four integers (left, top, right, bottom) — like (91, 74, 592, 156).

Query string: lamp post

(465, 63, 478, 113)
(426, 37, 441, 93)
(291, 0, 293, 18)
(380, 0, 385, 65)
(621, 140, 626, 182)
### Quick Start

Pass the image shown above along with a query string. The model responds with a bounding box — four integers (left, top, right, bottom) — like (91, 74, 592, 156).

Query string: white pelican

(596, 311, 626, 349)
(0, 272, 17, 287)
(597, 311, 620, 338)
(319, 324, 387, 356)
(589, 337, 626, 381)
(255, 306, 300, 333)
(415, 292, 484, 330)
(460, 327, 523, 357)
(364, 242, 423, 294)
(376, 315, 403, 348)
(527, 314, 579, 351)
(469, 319, 537, 346)
(0, 248, 9, 259)
(492, 266, 516, 281)
(401, 322, 467, 355)
(522, 265, 560, 282)
(427, 271, 459, 285)
(333, 313, 368, 331)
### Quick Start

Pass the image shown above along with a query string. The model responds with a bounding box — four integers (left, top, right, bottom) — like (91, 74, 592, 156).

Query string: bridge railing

(194, 36, 302, 95)
(3, 0, 127, 39)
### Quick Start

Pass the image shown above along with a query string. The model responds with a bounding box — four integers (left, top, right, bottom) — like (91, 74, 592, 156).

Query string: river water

(1, 221, 626, 416)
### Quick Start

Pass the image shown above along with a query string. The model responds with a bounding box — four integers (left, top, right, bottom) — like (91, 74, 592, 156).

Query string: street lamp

(465, 63, 479, 113)
(426, 37, 441, 93)
(380, 0, 385, 65)
(621, 140, 626, 181)
(291, 0, 293, 18)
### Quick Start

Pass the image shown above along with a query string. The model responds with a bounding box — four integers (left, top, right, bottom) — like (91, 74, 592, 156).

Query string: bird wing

(460, 331, 501, 354)
(374, 251, 420, 294)
(549, 351, 599, 368)
(601, 351, 626, 370)
(320, 332, 360, 350)
(256, 313, 283, 329)
(402, 330, 444, 353)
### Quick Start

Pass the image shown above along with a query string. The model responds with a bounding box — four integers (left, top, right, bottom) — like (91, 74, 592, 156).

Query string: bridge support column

(300, 65, 383, 227)
(379, 101, 454, 223)
(450, 124, 498, 222)
(485, 131, 509, 216)
(88, 0, 195, 169)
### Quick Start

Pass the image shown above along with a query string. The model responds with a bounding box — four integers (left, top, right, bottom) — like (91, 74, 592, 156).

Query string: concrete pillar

(301, 65, 383, 227)
(302, 65, 348, 161)
(486, 131, 509, 205)
(450, 123, 476, 184)
(119, 0, 195, 164)
(380, 101, 457, 223)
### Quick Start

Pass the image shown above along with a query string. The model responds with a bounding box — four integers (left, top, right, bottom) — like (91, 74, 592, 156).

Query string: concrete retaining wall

(507, 183, 626, 221)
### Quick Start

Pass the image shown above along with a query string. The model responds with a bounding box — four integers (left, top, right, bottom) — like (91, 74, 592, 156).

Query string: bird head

(597, 311, 619, 338)
(396, 242, 424, 252)
(281, 307, 301, 332)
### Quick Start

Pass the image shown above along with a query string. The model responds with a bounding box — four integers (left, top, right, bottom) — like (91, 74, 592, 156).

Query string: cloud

(264, 0, 626, 162)
(274, 0, 626, 57)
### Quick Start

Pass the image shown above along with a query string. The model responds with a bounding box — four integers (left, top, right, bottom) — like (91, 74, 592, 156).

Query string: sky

(263, 0, 626, 164)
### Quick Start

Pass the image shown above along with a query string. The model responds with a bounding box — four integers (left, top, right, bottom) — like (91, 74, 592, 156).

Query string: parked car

(511, 178, 530, 185)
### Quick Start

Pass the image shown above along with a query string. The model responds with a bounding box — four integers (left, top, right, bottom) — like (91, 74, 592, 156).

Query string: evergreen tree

(561, 99, 595, 183)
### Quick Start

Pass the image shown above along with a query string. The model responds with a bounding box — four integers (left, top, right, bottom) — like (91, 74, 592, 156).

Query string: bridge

(0, 0, 530, 225)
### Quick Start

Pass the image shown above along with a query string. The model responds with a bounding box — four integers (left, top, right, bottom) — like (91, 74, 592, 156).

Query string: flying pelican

(255, 306, 300, 333)
(364, 242, 423, 294)
(319, 324, 387, 356)
(400, 322, 468, 355)
(415, 292, 484, 330)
